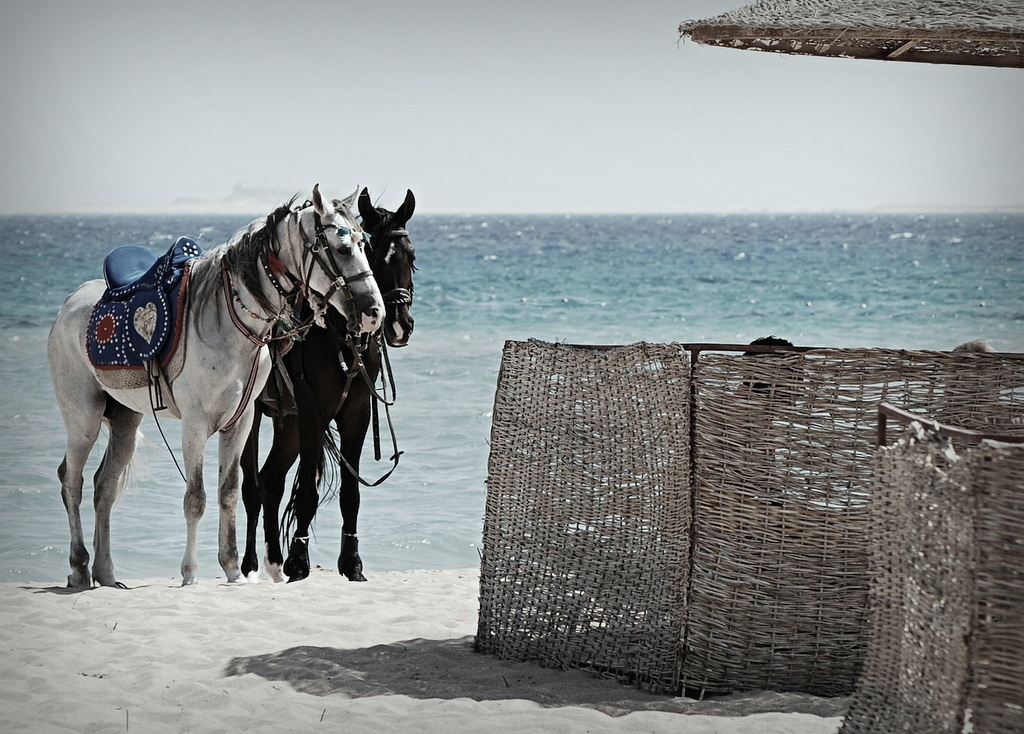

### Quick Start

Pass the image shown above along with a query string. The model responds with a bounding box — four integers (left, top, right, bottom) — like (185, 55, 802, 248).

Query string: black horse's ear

(395, 189, 415, 224)
(358, 187, 378, 226)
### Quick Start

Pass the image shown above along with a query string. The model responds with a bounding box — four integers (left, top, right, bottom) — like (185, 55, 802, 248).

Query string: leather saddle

(88, 236, 204, 370)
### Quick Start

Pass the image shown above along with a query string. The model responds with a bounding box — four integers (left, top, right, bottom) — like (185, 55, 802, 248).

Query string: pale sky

(2, 0, 1022, 214)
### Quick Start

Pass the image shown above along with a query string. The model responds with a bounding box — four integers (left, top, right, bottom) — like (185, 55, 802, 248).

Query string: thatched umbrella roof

(679, 0, 1024, 68)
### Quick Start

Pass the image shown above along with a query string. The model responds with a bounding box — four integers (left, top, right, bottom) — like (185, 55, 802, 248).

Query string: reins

(353, 227, 412, 478)
(374, 336, 400, 461)
(215, 199, 381, 437)
(327, 331, 404, 487)
(264, 215, 411, 490)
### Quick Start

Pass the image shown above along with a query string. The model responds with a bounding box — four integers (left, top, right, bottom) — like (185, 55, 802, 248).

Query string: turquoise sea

(1, 211, 1022, 582)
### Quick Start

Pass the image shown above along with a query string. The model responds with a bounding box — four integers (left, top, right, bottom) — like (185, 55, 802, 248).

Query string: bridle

(321, 223, 415, 486)
(249, 201, 378, 335)
(297, 208, 376, 319)
(225, 201, 378, 346)
(373, 228, 414, 310)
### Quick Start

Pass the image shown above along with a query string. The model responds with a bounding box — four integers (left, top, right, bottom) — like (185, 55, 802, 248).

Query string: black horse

(240, 187, 416, 582)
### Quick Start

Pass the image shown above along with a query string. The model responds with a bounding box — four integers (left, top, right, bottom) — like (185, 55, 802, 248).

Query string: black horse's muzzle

(383, 288, 413, 347)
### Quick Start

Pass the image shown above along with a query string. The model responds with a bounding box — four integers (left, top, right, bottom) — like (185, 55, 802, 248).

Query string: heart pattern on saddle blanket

(133, 302, 158, 344)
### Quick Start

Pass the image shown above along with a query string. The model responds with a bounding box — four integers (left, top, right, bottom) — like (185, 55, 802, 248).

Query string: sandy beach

(0, 567, 846, 733)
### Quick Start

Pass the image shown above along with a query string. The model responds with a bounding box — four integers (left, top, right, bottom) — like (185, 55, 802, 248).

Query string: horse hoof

(245, 571, 260, 584)
(284, 538, 310, 582)
(340, 556, 367, 582)
(283, 559, 309, 582)
(223, 565, 244, 583)
(67, 573, 92, 589)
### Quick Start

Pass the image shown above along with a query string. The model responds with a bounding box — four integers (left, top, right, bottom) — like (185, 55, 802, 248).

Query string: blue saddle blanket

(88, 237, 205, 369)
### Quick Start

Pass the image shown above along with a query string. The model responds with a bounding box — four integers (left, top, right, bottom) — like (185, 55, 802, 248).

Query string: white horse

(48, 185, 384, 587)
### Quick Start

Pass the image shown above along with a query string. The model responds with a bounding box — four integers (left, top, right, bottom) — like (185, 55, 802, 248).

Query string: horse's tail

(280, 425, 343, 549)
(101, 394, 144, 501)
(318, 424, 343, 503)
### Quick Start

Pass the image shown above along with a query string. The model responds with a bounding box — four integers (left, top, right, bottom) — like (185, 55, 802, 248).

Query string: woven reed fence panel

(686, 349, 871, 696)
(839, 426, 975, 733)
(684, 348, 1024, 696)
(476, 340, 692, 693)
(841, 434, 1024, 734)
(967, 440, 1024, 734)
(478, 342, 1024, 698)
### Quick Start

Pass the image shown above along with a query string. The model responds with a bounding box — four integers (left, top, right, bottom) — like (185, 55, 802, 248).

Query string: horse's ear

(395, 189, 416, 224)
(358, 187, 379, 226)
(312, 183, 326, 215)
(337, 186, 360, 213)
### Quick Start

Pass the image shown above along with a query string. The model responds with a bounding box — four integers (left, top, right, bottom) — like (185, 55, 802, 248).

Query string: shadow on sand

(225, 636, 848, 718)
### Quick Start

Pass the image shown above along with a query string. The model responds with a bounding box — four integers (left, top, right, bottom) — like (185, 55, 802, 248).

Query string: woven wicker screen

(685, 347, 1024, 695)
(970, 441, 1024, 734)
(840, 432, 1024, 734)
(476, 340, 692, 693)
(477, 340, 1024, 698)
(686, 350, 875, 696)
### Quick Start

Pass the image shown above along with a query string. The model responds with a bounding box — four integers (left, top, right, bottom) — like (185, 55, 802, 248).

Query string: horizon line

(2, 204, 1023, 217)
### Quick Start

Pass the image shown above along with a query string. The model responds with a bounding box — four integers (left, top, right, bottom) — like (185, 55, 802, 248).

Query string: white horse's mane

(187, 195, 303, 326)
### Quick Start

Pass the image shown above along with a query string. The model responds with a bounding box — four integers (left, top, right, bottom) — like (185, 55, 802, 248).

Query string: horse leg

(337, 410, 370, 582)
(58, 454, 91, 588)
(240, 408, 263, 580)
(260, 414, 300, 583)
(50, 354, 106, 588)
(90, 401, 144, 587)
(59, 427, 100, 588)
(179, 419, 211, 585)
(282, 411, 327, 583)
(216, 416, 253, 583)
(281, 455, 318, 582)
